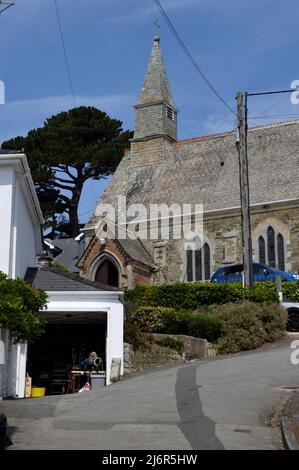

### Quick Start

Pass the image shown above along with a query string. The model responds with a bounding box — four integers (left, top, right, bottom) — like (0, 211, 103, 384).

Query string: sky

(0, 0, 299, 223)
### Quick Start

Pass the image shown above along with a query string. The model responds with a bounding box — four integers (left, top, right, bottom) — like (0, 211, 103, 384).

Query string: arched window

(258, 236, 266, 264)
(195, 249, 202, 281)
(95, 258, 119, 287)
(204, 243, 211, 280)
(186, 247, 193, 282)
(267, 226, 276, 268)
(186, 241, 211, 282)
(277, 233, 285, 271)
(256, 226, 286, 270)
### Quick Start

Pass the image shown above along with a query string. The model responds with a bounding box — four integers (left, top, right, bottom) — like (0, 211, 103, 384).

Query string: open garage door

(27, 312, 107, 395)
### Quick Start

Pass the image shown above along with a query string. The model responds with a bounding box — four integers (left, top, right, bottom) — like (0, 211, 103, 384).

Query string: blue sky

(1, 0, 298, 222)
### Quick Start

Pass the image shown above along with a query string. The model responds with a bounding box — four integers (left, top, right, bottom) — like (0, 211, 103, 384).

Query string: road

(4, 334, 299, 450)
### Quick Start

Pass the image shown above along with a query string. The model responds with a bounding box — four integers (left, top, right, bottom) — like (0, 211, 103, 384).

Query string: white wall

(106, 301, 124, 384)
(0, 162, 38, 278)
(0, 166, 14, 276)
(0, 156, 42, 398)
(46, 291, 124, 386)
(13, 181, 37, 278)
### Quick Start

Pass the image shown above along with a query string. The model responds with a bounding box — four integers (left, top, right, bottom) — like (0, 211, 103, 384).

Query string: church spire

(136, 36, 177, 109)
(133, 36, 178, 142)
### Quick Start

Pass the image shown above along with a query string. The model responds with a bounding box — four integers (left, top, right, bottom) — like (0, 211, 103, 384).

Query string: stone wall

(148, 204, 299, 284)
(123, 342, 134, 374)
(147, 333, 208, 360)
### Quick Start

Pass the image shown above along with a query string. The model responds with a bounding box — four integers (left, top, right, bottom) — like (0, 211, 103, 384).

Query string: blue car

(211, 262, 299, 283)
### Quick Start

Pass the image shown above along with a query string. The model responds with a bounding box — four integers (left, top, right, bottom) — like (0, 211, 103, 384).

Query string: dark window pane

(258, 236, 266, 264)
(204, 243, 211, 280)
(195, 249, 202, 281)
(187, 249, 193, 282)
(277, 233, 285, 271)
(267, 226, 276, 267)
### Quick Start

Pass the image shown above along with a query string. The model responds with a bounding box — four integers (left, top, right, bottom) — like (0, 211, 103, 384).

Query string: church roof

(117, 238, 154, 267)
(85, 119, 299, 228)
(135, 36, 177, 110)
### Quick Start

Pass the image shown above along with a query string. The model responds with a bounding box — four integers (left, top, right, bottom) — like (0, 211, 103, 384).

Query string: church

(79, 36, 299, 288)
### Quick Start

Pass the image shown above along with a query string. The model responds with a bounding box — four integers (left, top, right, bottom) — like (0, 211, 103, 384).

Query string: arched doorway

(95, 258, 120, 287)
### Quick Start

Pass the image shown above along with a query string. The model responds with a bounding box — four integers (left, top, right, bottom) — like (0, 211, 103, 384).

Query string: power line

(247, 89, 295, 97)
(54, 0, 76, 108)
(153, 0, 236, 116)
(248, 113, 299, 120)
(0, 1, 14, 15)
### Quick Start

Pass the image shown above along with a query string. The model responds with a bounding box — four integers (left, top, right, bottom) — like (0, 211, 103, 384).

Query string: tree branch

(54, 176, 76, 185)
(53, 182, 74, 192)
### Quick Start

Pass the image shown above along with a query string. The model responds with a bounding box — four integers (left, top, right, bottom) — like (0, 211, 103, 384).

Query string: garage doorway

(27, 312, 107, 395)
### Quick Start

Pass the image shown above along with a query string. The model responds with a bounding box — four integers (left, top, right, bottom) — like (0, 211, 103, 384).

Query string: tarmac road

(3, 334, 299, 450)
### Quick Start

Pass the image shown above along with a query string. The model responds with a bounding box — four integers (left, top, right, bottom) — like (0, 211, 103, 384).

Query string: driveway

(3, 334, 299, 450)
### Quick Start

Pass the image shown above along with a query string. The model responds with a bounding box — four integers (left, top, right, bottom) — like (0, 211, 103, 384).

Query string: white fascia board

(75, 232, 85, 241)
(45, 290, 123, 312)
(44, 239, 55, 250)
(0, 153, 44, 225)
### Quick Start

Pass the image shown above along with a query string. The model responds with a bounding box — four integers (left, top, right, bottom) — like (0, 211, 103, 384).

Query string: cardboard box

(24, 374, 32, 398)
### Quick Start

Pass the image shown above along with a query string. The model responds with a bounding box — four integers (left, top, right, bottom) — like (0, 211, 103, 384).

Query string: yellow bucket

(31, 387, 46, 398)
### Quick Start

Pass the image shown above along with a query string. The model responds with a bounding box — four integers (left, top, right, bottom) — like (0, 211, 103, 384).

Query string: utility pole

(236, 91, 253, 288)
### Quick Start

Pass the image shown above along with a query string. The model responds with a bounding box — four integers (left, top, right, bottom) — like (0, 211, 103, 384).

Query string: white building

(0, 150, 124, 398)
(0, 150, 43, 398)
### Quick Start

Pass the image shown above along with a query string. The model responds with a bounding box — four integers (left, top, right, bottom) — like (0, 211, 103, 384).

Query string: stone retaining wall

(145, 333, 208, 360)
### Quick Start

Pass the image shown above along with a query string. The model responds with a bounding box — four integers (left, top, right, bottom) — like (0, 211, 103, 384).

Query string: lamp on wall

(99, 238, 106, 246)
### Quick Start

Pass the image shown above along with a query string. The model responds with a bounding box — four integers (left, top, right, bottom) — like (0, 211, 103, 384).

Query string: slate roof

(25, 267, 122, 292)
(45, 238, 84, 273)
(85, 119, 299, 228)
(117, 238, 154, 267)
(135, 36, 177, 110)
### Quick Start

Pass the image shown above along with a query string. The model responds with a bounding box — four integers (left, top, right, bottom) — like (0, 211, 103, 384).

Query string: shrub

(282, 281, 299, 302)
(125, 282, 278, 310)
(132, 306, 223, 342)
(256, 303, 287, 342)
(133, 306, 177, 333)
(211, 301, 286, 354)
(0, 272, 47, 343)
(156, 337, 184, 354)
(124, 319, 149, 351)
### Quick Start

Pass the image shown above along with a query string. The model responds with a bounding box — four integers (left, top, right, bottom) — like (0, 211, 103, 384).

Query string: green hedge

(282, 281, 299, 302)
(133, 306, 223, 342)
(125, 282, 278, 309)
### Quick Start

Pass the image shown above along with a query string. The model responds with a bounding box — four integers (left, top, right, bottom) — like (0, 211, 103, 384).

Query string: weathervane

(0, 1, 14, 15)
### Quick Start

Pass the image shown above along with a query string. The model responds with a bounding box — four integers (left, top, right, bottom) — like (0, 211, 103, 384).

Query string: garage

(25, 264, 124, 395)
